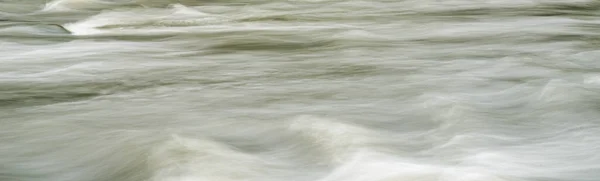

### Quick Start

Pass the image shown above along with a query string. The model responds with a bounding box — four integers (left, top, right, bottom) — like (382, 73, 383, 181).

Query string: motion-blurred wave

(2, 0, 600, 181)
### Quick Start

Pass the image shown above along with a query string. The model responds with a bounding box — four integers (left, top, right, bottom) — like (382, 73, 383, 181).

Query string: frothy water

(2, 0, 600, 181)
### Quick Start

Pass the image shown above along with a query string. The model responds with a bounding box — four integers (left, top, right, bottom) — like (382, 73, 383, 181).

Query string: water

(2, 0, 600, 181)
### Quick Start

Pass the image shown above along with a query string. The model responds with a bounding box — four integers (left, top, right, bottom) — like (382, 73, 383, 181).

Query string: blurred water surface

(2, 0, 600, 181)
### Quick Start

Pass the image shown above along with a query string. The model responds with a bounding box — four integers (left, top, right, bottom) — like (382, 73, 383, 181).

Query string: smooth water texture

(2, 0, 600, 181)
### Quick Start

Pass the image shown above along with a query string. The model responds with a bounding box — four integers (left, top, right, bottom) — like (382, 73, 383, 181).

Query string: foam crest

(43, 0, 135, 12)
(147, 134, 265, 181)
(287, 116, 380, 164)
(318, 151, 508, 181)
(62, 5, 227, 35)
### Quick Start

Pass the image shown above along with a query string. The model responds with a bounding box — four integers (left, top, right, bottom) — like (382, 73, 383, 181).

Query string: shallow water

(2, 0, 600, 181)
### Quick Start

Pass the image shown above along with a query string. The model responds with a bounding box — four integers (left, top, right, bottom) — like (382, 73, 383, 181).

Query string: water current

(2, 0, 600, 181)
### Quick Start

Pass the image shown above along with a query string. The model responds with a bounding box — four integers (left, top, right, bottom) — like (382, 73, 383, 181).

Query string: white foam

(63, 10, 157, 35)
(147, 134, 266, 181)
(42, 0, 134, 12)
(62, 4, 229, 36)
(318, 150, 508, 181)
(288, 116, 378, 164)
(584, 74, 600, 87)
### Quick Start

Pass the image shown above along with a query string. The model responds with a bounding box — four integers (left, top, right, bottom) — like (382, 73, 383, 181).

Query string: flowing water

(2, 0, 600, 181)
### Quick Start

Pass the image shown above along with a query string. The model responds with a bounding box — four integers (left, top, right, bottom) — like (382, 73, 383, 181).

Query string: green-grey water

(2, 0, 600, 181)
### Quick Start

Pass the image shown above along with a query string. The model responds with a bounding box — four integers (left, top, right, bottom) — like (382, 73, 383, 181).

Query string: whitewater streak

(2, 0, 600, 181)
